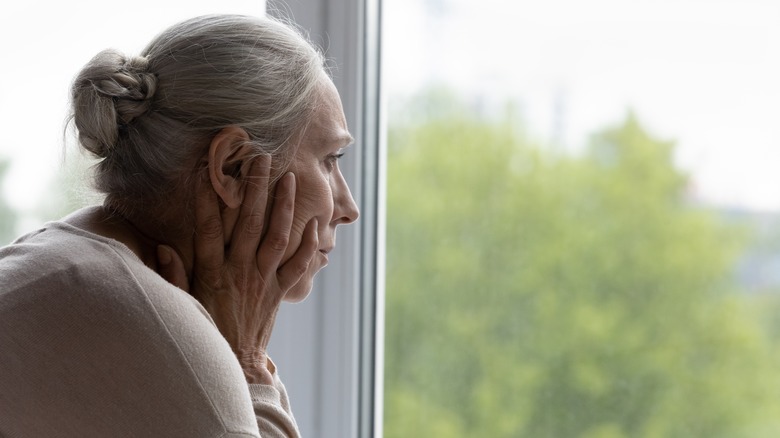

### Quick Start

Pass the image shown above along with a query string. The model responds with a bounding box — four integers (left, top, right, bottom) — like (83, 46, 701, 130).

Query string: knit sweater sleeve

(248, 384, 300, 437)
(247, 359, 300, 437)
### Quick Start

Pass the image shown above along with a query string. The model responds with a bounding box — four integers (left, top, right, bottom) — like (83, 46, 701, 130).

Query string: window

(266, 1, 383, 436)
(382, 1, 780, 437)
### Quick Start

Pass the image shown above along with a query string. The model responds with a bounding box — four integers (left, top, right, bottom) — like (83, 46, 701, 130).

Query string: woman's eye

(325, 152, 345, 171)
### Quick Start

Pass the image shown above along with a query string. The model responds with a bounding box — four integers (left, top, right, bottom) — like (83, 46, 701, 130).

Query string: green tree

(384, 94, 780, 437)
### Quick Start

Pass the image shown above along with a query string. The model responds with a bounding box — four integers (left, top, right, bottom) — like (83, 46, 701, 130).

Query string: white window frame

(266, 0, 384, 437)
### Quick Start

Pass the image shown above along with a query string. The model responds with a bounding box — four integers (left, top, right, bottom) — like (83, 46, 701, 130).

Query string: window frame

(266, 0, 384, 437)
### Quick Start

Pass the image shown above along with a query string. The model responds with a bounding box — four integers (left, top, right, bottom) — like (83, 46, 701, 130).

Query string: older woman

(0, 14, 358, 437)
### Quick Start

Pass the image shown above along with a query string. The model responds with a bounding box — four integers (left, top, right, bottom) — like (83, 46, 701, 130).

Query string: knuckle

(244, 214, 264, 235)
(265, 232, 289, 252)
(201, 265, 222, 282)
(197, 215, 222, 239)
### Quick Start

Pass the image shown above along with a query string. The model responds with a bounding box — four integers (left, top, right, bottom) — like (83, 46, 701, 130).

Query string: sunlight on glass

(383, 1, 780, 436)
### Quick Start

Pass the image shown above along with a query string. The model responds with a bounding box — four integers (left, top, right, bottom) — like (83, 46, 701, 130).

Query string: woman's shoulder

(1, 219, 134, 277)
(0, 217, 210, 354)
(1, 220, 156, 307)
(0, 219, 260, 436)
(0, 216, 216, 351)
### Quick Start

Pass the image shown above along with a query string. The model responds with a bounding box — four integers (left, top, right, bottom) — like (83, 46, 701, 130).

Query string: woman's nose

(332, 172, 360, 225)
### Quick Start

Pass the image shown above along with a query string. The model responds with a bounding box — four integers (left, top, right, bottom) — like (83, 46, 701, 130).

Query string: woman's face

(279, 75, 360, 302)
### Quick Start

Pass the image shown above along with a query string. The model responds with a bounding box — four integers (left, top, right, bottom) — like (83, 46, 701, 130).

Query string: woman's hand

(158, 156, 318, 385)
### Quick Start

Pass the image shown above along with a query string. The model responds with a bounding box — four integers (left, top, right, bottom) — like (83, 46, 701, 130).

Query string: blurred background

(382, 1, 780, 437)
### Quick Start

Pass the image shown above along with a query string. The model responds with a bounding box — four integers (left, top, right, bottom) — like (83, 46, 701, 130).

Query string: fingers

(194, 171, 225, 287)
(254, 171, 318, 291)
(256, 172, 296, 273)
(229, 155, 271, 264)
(156, 245, 189, 291)
(277, 218, 318, 291)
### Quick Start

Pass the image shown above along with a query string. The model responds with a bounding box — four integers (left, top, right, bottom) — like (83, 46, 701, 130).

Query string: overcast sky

(385, 0, 780, 211)
(1, 0, 779, 218)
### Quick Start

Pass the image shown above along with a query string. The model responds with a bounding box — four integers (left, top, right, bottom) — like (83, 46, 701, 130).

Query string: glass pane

(0, 0, 264, 244)
(382, 1, 780, 436)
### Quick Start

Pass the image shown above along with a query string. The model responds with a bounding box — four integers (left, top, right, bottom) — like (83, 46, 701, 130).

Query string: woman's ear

(208, 126, 252, 209)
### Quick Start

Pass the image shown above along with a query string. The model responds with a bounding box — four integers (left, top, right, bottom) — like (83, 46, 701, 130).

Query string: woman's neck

(62, 205, 194, 277)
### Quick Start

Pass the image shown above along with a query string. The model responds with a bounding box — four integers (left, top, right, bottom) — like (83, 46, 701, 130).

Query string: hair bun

(71, 50, 158, 158)
(113, 55, 157, 124)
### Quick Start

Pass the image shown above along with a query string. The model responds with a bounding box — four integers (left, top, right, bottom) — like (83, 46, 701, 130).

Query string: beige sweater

(0, 222, 300, 437)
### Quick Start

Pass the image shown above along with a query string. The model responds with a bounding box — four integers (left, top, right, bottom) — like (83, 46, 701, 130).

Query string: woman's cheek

(301, 172, 334, 218)
(279, 182, 325, 261)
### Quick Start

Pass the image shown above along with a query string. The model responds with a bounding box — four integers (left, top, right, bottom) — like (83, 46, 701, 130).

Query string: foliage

(384, 93, 780, 437)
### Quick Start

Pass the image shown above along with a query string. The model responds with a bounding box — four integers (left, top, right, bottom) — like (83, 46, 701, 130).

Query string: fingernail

(157, 245, 171, 265)
(284, 172, 295, 189)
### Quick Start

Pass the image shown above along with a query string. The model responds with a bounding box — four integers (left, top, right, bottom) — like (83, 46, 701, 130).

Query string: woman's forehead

(306, 83, 352, 148)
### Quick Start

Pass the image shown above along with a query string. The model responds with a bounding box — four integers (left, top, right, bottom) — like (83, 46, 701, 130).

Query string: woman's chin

(283, 256, 328, 303)
(283, 279, 314, 303)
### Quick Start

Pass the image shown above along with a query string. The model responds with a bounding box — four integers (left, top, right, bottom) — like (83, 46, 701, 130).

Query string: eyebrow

(335, 132, 355, 147)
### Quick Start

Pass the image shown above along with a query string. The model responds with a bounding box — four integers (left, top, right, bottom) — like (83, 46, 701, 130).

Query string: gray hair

(69, 14, 326, 214)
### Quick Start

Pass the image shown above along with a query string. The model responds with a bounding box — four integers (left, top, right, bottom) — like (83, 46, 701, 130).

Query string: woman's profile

(0, 13, 358, 437)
